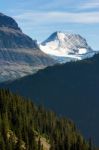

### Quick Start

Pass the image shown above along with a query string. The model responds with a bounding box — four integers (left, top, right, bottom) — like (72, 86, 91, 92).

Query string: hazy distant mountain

(2, 53, 99, 145)
(0, 13, 56, 82)
(40, 31, 95, 63)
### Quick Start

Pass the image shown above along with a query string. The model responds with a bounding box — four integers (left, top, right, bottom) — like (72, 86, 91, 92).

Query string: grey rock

(0, 13, 56, 82)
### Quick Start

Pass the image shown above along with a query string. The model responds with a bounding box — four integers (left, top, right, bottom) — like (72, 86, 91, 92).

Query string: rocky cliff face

(0, 13, 56, 82)
(0, 13, 38, 48)
(0, 13, 21, 30)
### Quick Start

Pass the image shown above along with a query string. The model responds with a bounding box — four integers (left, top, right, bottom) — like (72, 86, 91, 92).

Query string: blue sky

(0, 0, 99, 50)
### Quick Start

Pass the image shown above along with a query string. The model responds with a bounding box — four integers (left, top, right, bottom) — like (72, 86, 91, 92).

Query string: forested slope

(0, 89, 93, 150)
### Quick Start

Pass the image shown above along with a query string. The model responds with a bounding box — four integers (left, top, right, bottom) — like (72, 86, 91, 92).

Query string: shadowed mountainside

(1, 53, 99, 145)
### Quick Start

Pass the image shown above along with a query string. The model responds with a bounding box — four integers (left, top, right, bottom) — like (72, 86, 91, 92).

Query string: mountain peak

(0, 12, 21, 31)
(0, 12, 39, 49)
(44, 31, 66, 42)
(0, 13, 56, 82)
(43, 31, 87, 43)
(40, 31, 94, 60)
(54, 31, 66, 40)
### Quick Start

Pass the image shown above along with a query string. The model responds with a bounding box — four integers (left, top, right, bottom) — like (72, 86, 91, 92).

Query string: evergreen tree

(0, 89, 96, 150)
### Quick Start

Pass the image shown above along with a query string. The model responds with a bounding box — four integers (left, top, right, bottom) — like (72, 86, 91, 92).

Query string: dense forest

(0, 89, 95, 150)
(3, 53, 99, 145)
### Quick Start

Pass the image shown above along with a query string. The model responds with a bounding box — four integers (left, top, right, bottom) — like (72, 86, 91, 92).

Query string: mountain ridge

(0, 12, 56, 82)
(0, 12, 97, 82)
(0, 89, 92, 150)
(0, 12, 21, 31)
(2, 53, 99, 145)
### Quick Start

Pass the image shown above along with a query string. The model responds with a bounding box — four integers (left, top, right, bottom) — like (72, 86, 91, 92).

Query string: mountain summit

(0, 13, 97, 82)
(0, 12, 21, 31)
(40, 31, 95, 61)
(0, 13, 56, 82)
(0, 13, 37, 48)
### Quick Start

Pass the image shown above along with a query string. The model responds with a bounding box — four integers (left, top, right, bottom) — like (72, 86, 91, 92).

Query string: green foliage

(0, 89, 94, 150)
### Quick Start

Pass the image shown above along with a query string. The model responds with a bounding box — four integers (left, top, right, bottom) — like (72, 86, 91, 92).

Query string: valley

(1, 54, 99, 145)
(0, 12, 99, 148)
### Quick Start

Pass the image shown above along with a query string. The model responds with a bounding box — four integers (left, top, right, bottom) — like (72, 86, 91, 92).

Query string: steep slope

(0, 13, 37, 49)
(2, 53, 99, 145)
(40, 31, 95, 62)
(0, 89, 91, 150)
(0, 13, 56, 82)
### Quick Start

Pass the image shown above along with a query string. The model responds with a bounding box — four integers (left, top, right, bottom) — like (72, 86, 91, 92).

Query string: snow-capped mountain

(0, 13, 56, 82)
(0, 13, 97, 83)
(40, 31, 96, 63)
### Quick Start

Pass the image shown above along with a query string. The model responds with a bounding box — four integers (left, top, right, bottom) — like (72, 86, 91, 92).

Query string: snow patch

(40, 32, 96, 62)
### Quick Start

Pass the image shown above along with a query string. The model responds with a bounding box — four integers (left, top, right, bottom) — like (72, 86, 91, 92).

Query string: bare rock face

(0, 13, 38, 48)
(0, 13, 56, 82)
(0, 29, 38, 48)
(0, 13, 21, 30)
